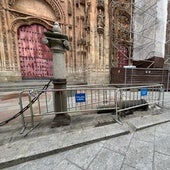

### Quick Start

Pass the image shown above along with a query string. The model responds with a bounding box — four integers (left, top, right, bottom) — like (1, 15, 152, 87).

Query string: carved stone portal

(109, 0, 133, 68)
(0, 0, 110, 84)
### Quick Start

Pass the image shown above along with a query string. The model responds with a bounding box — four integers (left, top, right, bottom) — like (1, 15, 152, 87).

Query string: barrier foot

(22, 123, 40, 137)
(112, 114, 123, 125)
(20, 126, 26, 134)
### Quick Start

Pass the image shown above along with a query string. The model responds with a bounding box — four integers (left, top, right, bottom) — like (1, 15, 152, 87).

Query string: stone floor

(2, 117, 170, 170)
(0, 91, 170, 169)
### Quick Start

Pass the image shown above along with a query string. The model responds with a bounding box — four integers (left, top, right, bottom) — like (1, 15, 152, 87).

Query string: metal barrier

(19, 84, 164, 132)
(19, 84, 117, 116)
(115, 84, 164, 119)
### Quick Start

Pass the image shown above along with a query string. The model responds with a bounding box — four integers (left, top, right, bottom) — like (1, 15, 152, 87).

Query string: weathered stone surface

(55, 159, 82, 170)
(154, 152, 170, 170)
(51, 114, 71, 128)
(155, 133, 170, 156)
(0, 123, 129, 169)
(121, 164, 137, 170)
(2, 93, 170, 169)
(133, 126, 155, 143)
(88, 148, 124, 170)
(5, 152, 67, 170)
(155, 122, 170, 135)
(0, 0, 110, 84)
(124, 138, 154, 170)
(126, 111, 170, 130)
(104, 134, 133, 155)
(66, 142, 104, 169)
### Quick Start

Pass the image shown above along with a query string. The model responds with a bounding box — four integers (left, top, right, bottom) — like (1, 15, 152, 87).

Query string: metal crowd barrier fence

(18, 84, 164, 132)
(115, 84, 164, 119)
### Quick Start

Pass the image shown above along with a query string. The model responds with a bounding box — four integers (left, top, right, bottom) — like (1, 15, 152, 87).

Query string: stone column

(43, 22, 71, 128)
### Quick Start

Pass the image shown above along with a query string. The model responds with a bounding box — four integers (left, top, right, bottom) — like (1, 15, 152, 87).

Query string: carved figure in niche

(118, 30, 130, 41)
(98, 0, 104, 6)
(85, 3, 90, 32)
(68, 0, 72, 15)
(118, 14, 130, 25)
(97, 9, 105, 28)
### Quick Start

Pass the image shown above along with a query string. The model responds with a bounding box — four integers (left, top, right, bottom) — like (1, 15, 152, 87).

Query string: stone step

(0, 80, 87, 92)
(0, 123, 129, 169)
(0, 80, 51, 92)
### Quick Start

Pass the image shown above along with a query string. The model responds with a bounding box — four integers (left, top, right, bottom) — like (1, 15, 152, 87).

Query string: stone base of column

(51, 113, 71, 128)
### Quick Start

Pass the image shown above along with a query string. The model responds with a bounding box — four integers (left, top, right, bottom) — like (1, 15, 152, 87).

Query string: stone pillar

(43, 22, 71, 127)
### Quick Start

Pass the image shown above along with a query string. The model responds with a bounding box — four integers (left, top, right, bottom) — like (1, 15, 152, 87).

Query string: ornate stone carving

(80, 0, 85, 6)
(118, 14, 130, 25)
(68, 0, 72, 16)
(8, 0, 16, 7)
(9, 0, 65, 23)
(97, 0, 104, 11)
(1, 0, 111, 83)
(63, 40, 70, 50)
(76, 0, 79, 7)
(97, 9, 105, 34)
(118, 30, 130, 41)
(85, 2, 91, 33)
(97, 9, 105, 28)
(11, 31, 19, 69)
(109, 0, 132, 67)
(52, 22, 62, 33)
(1, 8, 9, 69)
(77, 38, 86, 46)
(10, 11, 28, 19)
(43, 0, 63, 21)
(10, 17, 53, 32)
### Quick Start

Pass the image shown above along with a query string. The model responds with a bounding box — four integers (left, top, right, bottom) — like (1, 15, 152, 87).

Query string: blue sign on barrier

(75, 93, 86, 103)
(141, 88, 148, 96)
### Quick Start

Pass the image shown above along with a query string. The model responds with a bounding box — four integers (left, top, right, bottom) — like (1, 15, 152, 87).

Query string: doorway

(18, 24, 53, 79)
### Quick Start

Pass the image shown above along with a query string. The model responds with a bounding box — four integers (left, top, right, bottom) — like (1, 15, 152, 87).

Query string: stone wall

(0, 0, 169, 83)
(0, 0, 110, 84)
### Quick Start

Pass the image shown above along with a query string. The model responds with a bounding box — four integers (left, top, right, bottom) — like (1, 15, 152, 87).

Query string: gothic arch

(45, 0, 66, 23)
(10, 17, 53, 33)
(9, 17, 53, 72)
(109, 0, 132, 68)
(7, 0, 67, 78)
(8, 0, 66, 24)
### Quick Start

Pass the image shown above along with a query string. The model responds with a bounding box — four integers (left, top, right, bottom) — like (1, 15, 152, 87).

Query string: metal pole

(19, 92, 26, 134)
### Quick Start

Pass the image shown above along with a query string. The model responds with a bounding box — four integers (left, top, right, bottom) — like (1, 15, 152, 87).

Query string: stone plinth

(43, 22, 71, 127)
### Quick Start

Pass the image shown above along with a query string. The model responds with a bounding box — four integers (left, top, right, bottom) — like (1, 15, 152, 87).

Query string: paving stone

(155, 133, 170, 156)
(66, 142, 104, 169)
(54, 159, 82, 170)
(155, 122, 170, 135)
(1, 91, 170, 170)
(121, 164, 138, 170)
(154, 152, 170, 170)
(88, 148, 124, 170)
(133, 126, 155, 143)
(0, 123, 129, 169)
(104, 134, 133, 155)
(4, 152, 67, 170)
(124, 138, 154, 170)
(127, 111, 170, 130)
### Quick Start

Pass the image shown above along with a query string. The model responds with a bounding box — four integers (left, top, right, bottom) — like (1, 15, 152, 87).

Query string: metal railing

(19, 84, 117, 115)
(115, 84, 164, 117)
(18, 84, 164, 131)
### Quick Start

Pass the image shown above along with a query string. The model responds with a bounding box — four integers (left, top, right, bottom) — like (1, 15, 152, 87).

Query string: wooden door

(18, 24, 53, 79)
(118, 45, 128, 68)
